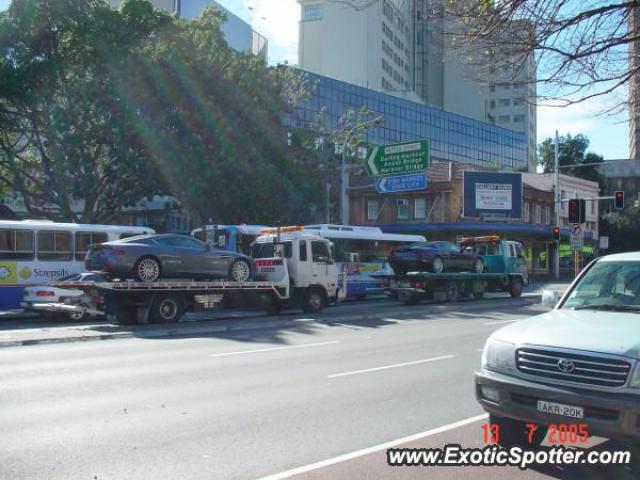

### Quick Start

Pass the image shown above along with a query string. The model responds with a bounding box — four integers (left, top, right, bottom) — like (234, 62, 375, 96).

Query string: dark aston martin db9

(388, 241, 484, 275)
(85, 234, 254, 282)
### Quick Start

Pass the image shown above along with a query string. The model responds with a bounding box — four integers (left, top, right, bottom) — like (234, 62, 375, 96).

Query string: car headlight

(481, 338, 516, 374)
(629, 363, 640, 389)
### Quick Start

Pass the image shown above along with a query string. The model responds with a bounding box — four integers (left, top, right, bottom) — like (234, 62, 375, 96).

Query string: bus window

(119, 232, 147, 239)
(75, 232, 108, 260)
(238, 234, 257, 256)
(0, 229, 34, 260)
(37, 231, 72, 261)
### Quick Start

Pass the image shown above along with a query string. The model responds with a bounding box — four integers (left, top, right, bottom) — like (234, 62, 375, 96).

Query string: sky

(0, 0, 631, 160)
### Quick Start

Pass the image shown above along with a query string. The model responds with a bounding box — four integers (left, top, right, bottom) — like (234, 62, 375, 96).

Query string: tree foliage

(538, 133, 605, 187)
(442, 0, 638, 110)
(0, 0, 324, 225)
(600, 205, 640, 253)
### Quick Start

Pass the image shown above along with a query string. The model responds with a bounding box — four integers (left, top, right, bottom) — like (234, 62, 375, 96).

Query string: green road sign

(364, 140, 430, 177)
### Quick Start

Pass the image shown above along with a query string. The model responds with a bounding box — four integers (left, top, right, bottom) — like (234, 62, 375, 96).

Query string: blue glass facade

(286, 70, 527, 170)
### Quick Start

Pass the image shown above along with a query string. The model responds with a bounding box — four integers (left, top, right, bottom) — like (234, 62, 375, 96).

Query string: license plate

(537, 400, 584, 419)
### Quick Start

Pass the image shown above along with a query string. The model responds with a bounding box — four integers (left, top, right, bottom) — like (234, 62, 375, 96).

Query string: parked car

(85, 234, 254, 282)
(21, 273, 106, 320)
(476, 252, 640, 448)
(388, 241, 484, 275)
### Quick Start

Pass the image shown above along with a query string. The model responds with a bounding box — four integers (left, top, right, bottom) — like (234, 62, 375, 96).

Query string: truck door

(310, 240, 333, 283)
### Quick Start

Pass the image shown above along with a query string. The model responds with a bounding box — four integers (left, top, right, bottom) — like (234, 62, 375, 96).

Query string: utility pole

(326, 182, 331, 223)
(339, 115, 383, 225)
(554, 130, 560, 280)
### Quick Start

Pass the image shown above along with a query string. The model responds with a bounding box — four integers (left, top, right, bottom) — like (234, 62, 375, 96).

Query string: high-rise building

(485, 21, 537, 172)
(298, 0, 413, 93)
(298, 0, 537, 171)
(108, 0, 268, 60)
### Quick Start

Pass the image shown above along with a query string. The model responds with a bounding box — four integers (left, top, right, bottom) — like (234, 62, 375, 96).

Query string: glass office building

(286, 70, 527, 170)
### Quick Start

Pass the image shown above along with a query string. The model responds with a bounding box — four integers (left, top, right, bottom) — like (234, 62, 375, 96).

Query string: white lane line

(257, 413, 488, 480)
(209, 341, 339, 357)
(327, 354, 455, 378)
(484, 319, 519, 325)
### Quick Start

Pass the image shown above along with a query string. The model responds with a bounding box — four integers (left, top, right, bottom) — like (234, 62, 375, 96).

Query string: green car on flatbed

(379, 236, 529, 304)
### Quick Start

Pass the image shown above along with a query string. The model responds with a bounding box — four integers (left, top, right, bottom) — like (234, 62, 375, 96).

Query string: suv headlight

(481, 338, 516, 374)
(629, 363, 640, 389)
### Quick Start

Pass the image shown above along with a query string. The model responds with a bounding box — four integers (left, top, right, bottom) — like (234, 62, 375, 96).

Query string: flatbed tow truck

(34, 227, 347, 324)
(377, 236, 529, 305)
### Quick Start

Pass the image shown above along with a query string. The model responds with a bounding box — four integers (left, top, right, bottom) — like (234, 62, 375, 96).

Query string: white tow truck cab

(41, 226, 346, 324)
(252, 227, 346, 313)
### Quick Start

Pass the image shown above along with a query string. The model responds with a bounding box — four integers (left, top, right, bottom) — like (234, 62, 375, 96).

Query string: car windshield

(563, 261, 640, 311)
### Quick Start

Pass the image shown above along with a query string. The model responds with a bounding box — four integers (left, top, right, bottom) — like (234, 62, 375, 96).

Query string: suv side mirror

(541, 289, 560, 309)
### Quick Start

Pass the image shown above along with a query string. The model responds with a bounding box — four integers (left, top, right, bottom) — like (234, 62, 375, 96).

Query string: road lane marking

(209, 341, 339, 357)
(257, 413, 488, 480)
(484, 319, 519, 325)
(327, 354, 455, 378)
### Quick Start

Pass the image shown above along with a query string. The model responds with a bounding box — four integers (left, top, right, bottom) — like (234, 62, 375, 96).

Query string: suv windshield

(563, 261, 640, 311)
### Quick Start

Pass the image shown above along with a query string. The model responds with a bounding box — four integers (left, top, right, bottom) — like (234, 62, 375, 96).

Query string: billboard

(463, 171, 523, 219)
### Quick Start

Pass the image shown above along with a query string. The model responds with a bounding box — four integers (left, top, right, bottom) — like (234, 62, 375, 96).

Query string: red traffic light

(614, 191, 624, 210)
(552, 226, 560, 241)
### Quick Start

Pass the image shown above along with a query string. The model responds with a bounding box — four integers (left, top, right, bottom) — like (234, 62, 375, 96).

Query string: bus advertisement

(0, 220, 154, 310)
(304, 225, 426, 299)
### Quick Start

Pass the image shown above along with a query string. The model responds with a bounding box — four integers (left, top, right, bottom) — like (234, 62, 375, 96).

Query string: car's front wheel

(431, 256, 444, 273)
(490, 414, 547, 449)
(229, 258, 252, 282)
(134, 256, 161, 282)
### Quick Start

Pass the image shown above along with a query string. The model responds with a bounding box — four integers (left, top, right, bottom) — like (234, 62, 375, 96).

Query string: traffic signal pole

(554, 131, 560, 280)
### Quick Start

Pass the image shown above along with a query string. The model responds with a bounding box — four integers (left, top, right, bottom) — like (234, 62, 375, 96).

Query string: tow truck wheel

(473, 258, 484, 273)
(150, 293, 184, 324)
(446, 283, 459, 303)
(302, 288, 325, 314)
(490, 414, 547, 449)
(509, 276, 523, 298)
(431, 256, 444, 273)
(399, 291, 421, 305)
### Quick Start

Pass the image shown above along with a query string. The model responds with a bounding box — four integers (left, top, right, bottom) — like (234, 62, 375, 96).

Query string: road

(2, 297, 634, 480)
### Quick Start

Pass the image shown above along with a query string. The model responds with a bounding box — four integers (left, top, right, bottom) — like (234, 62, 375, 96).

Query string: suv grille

(516, 347, 631, 387)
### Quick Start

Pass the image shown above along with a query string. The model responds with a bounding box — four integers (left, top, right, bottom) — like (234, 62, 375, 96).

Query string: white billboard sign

(475, 183, 513, 210)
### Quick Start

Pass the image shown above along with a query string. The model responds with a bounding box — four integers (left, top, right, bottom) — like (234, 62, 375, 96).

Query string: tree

(338, 0, 638, 112)
(0, 0, 325, 225)
(441, 0, 639, 111)
(600, 205, 640, 252)
(0, 0, 171, 222)
(538, 133, 605, 187)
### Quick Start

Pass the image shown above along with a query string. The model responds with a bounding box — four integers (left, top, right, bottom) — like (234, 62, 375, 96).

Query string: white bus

(191, 225, 268, 256)
(303, 224, 426, 299)
(0, 220, 154, 310)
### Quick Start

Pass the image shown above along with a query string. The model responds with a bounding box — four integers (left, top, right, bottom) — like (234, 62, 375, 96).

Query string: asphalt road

(1, 297, 610, 480)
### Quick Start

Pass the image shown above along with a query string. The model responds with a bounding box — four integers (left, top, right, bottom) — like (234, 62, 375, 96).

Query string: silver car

(85, 234, 254, 282)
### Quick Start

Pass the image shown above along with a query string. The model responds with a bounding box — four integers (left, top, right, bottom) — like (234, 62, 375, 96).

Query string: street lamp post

(554, 130, 561, 280)
(339, 116, 383, 225)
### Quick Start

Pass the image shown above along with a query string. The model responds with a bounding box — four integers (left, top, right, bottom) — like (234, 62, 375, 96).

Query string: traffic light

(567, 199, 585, 224)
(614, 191, 625, 210)
(552, 226, 560, 242)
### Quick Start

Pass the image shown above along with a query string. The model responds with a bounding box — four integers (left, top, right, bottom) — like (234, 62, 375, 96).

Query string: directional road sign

(374, 173, 428, 194)
(365, 140, 430, 177)
(570, 224, 583, 251)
